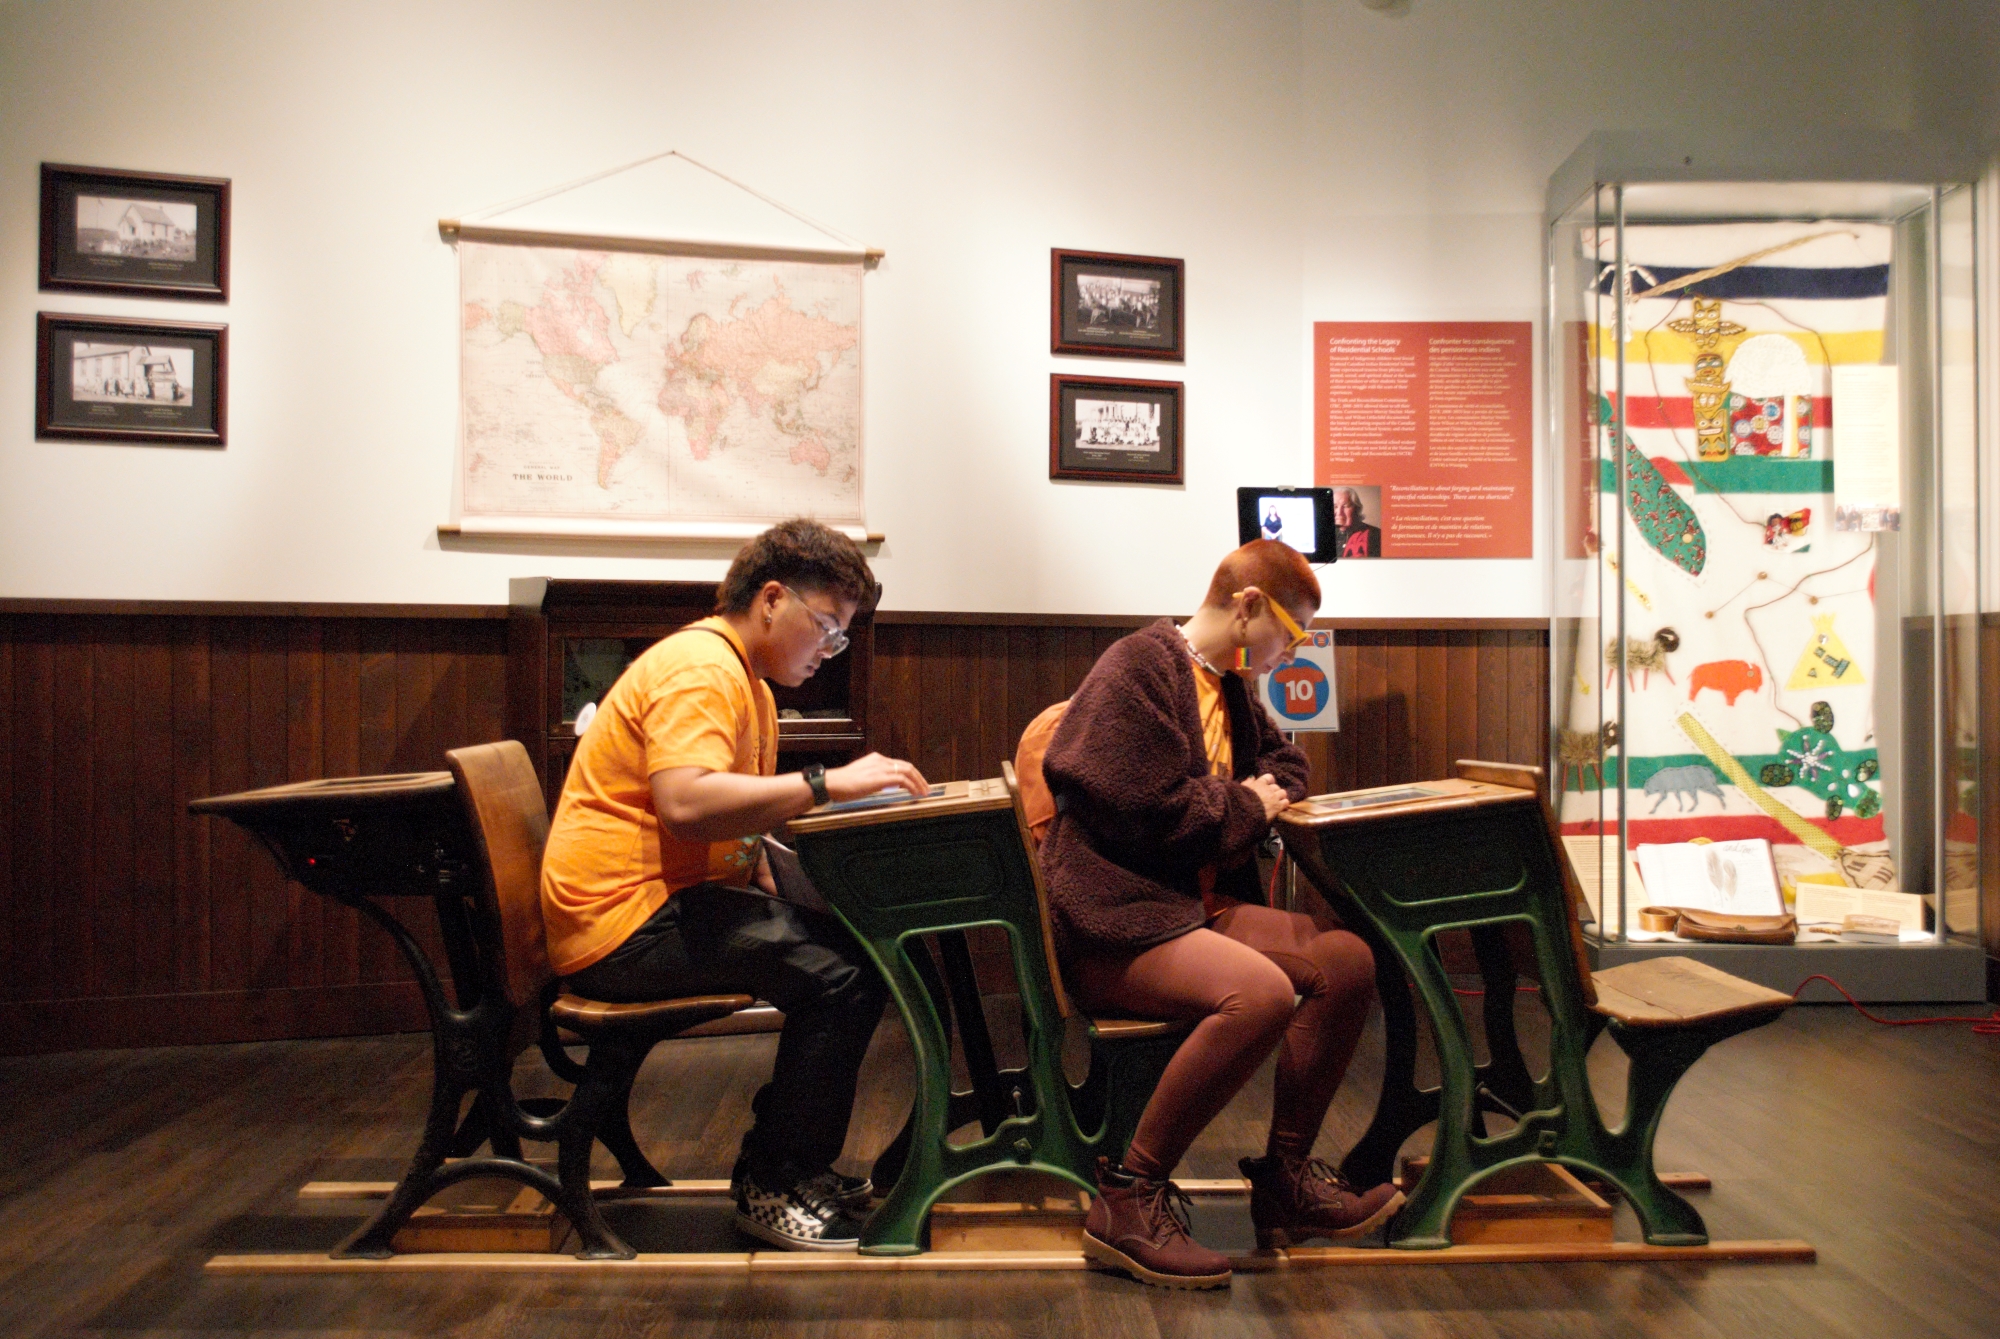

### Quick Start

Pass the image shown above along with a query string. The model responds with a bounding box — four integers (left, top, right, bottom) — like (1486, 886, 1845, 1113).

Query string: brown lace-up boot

(1239, 1153, 1404, 1248)
(1082, 1157, 1232, 1289)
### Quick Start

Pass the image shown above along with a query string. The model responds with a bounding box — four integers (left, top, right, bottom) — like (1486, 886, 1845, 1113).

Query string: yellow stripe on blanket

(1673, 711, 1845, 860)
(1591, 328, 1883, 366)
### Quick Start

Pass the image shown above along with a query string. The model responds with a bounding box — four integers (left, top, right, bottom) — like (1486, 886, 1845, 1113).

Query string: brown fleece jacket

(1039, 619, 1309, 958)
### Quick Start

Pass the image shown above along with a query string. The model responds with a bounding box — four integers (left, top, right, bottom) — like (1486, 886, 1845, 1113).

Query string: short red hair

(1201, 539, 1321, 615)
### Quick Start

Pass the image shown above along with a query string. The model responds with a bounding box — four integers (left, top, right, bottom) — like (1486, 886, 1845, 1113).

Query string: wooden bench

(188, 747, 753, 1259)
(1277, 759, 1793, 1249)
(442, 740, 757, 1259)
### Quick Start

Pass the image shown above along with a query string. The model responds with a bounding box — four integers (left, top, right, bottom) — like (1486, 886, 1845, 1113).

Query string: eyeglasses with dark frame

(783, 584, 850, 657)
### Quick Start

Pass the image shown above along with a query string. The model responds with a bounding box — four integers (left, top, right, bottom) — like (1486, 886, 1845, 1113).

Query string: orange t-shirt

(1190, 659, 1234, 781)
(539, 618, 778, 975)
(1189, 656, 1238, 914)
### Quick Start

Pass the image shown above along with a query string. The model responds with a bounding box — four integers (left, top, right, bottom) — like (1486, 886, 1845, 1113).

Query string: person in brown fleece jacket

(1039, 540, 1401, 1288)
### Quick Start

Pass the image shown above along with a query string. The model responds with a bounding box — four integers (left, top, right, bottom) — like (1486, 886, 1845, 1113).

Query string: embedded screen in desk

(1308, 786, 1442, 813)
(818, 784, 948, 814)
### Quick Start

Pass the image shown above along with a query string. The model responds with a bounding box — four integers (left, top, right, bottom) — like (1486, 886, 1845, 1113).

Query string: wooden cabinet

(507, 578, 873, 809)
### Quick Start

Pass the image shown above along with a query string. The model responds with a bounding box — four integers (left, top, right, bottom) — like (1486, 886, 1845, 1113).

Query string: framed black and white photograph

(1050, 373, 1182, 484)
(37, 313, 227, 447)
(1051, 249, 1183, 361)
(40, 164, 231, 301)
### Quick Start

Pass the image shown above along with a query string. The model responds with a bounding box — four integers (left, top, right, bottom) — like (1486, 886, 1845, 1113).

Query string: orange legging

(1067, 902, 1375, 1178)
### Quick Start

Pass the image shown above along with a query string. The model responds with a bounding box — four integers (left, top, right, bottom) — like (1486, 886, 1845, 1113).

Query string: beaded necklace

(1179, 625, 1230, 679)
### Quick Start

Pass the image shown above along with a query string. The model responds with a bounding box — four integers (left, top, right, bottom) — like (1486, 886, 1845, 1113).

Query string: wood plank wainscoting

(868, 612, 1551, 804)
(0, 596, 1630, 1056)
(0, 602, 511, 1057)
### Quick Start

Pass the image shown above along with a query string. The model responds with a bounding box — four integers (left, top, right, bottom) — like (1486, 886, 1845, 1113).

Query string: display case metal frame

(1544, 132, 1987, 1001)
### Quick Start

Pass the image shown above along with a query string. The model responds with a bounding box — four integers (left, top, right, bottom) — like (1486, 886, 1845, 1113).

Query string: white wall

(0, 0, 1955, 615)
(1297, 0, 1918, 617)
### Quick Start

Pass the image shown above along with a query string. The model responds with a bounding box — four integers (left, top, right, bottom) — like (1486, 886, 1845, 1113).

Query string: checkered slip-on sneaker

(734, 1171, 865, 1251)
(810, 1169, 876, 1213)
(732, 1150, 874, 1214)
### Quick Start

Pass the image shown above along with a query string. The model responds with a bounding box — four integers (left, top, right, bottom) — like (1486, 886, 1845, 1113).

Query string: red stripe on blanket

(1560, 813, 1885, 848)
(1617, 395, 1833, 430)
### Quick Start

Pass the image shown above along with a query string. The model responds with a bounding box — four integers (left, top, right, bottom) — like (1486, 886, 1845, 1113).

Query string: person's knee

(1219, 961, 1296, 1041)
(1310, 930, 1375, 1003)
(819, 944, 889, 1015)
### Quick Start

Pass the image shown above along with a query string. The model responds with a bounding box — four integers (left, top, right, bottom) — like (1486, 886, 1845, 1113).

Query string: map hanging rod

(440, 517, 882, 545)
(439, 221, 877, 266)
(438, 148, 884, 265)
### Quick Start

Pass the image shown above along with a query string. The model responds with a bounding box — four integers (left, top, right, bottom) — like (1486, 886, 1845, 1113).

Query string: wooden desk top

(1277, 776, 1538, 832)
(189, 771, 457, 820)
(188, 771, 468, 902)
(785, 778, 1010, 837)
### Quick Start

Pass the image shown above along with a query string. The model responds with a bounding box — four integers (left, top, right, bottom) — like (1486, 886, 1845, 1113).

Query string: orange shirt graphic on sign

(540, 618, 777, 976)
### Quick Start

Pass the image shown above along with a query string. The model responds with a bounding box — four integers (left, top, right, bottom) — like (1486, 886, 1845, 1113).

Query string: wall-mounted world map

(457, 239, 863, 531)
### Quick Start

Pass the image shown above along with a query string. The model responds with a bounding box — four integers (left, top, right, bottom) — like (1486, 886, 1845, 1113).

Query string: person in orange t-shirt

(542, 519, 928, 1252)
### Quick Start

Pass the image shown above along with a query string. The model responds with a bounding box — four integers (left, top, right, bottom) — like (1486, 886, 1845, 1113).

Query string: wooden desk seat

(546, 995, 749, 1031)
(1589, 956, 1793, 1029)
(998, 763, 1194, 1159)
(445, 741, 753, 1260)
(1277, 760, 1792, 1249)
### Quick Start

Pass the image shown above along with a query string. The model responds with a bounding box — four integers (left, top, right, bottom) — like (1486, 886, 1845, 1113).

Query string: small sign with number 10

(1260, 630, 1339, 732)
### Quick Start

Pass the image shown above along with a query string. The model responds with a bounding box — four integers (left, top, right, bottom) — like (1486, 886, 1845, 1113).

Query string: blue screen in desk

(1316, 786, 1439, 812)
(819, 785, 946, 814)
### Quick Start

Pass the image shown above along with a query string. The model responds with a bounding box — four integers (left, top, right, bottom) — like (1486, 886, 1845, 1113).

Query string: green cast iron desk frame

(187, 772, 627, 1258)
(1276, 775, 1785, 1250)
(788, 779, 1175, 1256)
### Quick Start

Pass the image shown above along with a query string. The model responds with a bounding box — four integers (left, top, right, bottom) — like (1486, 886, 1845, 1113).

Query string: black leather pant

(565, 882, 887, 1178)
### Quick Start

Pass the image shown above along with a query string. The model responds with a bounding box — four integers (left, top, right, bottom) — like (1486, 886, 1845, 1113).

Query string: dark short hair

(716, 518, 877, 615)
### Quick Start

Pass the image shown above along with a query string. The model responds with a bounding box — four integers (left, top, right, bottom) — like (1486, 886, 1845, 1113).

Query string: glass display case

(1545, 133, 1986, 1000)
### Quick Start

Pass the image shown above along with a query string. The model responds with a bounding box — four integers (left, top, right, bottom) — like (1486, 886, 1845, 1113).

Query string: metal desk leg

(1469, 925, 1536, 1118)
(934, 930, 1013, 1133)
(1339, 926, 1431, 1189)
(868, 933, 1004, 1190)
(1334, 924, 1543, 1189)
(330, 898, 616, 1258)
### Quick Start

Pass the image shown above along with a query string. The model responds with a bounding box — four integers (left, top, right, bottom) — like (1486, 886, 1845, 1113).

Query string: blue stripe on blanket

(1595, 263, 1890, 300)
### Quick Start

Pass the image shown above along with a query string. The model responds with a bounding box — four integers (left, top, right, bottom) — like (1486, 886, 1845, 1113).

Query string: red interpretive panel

(1313, 321, 1533, 559)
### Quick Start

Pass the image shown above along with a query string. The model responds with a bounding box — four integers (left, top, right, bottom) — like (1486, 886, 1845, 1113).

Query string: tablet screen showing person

(1236, 487, 1337, 563)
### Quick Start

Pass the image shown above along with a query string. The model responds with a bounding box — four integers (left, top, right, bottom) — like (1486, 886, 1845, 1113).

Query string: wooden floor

(1, 994, 1995, 1339)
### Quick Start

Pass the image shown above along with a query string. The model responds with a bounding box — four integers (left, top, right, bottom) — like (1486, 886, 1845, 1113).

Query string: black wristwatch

(803, 763, 830, 807)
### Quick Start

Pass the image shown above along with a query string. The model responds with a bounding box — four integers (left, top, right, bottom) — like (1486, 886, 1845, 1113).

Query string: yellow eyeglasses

(1238, 590, 1311, 654)
(1268, 598, 1311, 654)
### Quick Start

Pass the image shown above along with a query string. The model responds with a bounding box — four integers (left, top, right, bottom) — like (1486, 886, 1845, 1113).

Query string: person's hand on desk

(650, 752, 931, 842)
(825, 752, 929, 802)
(1246, 773, 1290, 824)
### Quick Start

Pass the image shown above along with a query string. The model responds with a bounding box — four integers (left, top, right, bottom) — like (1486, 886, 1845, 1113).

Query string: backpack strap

(667, 621, 765, 767)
